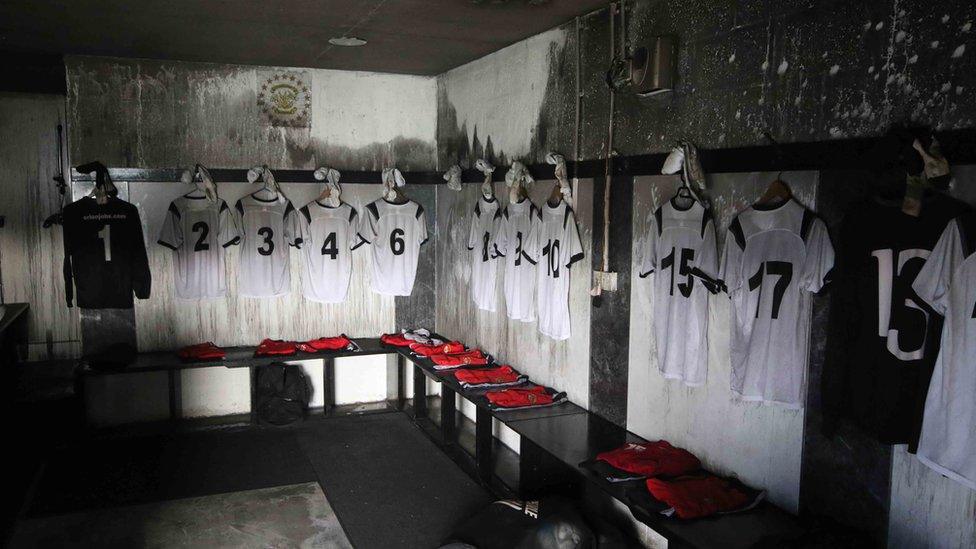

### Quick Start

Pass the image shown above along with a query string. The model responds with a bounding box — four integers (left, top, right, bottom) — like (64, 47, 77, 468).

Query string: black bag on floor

(255, 362, 310, 425)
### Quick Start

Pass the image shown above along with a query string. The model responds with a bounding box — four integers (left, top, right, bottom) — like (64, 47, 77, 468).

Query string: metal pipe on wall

(600, 2, 621, 276)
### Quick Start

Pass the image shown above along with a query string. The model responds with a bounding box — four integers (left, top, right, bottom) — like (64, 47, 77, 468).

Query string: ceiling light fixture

(328, 36, 367, 47)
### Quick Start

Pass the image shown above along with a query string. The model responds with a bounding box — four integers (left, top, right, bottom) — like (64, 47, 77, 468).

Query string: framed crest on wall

(257, 71, 311, 128)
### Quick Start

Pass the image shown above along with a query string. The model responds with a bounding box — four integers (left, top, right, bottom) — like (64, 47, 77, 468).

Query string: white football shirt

(297, 200, 366, 303)
(234, 194, 301, 298)
(494, 199, 541, 322)
(719, 199, 834, 407)
(158, 195, 241, 299)
(523, 200, 584, 340)
(467, 196, 502, 312)
(912, 214, 976, 490)
(362, 198, 428, 296)
(639, 198, 719, 386)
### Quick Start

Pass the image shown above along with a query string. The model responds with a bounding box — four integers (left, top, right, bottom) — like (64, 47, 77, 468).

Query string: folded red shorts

(485, 385, 554, 408)
(595, 441, 701, 479)
(296, 335, 353, 353)
(254, 338, 297, 357)
(380, 333, 414, 347)
(430, 349, 489, 369)
(177, 342, 226, 362)
(645, 475, 756, 519)
(410, 341, 466, 356)
(454, 365, 527, 388)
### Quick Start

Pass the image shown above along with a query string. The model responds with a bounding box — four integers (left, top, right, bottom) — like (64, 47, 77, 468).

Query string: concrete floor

(10, 482, 351, 548)
(9, 411, 493, 548)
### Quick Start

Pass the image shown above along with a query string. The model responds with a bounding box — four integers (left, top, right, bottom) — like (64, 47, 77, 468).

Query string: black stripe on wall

(588, 175, 634, 428)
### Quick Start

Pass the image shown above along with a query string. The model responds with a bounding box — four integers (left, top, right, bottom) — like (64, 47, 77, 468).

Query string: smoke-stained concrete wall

(0, 93, 79, 360)
(436, 1, 976, 546)
(438, 0, 976, 165)
(64, 56, 439, 352)
(67, 56, 438, 171)
(437, 27, 578, 168)
(435, 180, 594, 408)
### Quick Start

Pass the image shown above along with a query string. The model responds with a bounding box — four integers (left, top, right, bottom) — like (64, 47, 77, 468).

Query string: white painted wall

(180, 366, 250, 418)
(333, 355, 391, 405)
(0, 93, 80, 360)
(627, 172, 819, 513)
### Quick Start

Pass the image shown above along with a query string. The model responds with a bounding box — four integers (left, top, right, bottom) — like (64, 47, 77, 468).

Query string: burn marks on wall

(579, 0, 976, 157)
(436, 27, 577, 168)
(66, 57, 438, 171)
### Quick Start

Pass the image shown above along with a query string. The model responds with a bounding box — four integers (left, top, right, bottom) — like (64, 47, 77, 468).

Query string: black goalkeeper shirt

(822, 192, 969, 450)
(62, 196, 151, 308)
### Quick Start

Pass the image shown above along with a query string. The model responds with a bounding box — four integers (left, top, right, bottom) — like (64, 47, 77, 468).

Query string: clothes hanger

(313, 167, 341, 207)
(389, 185, 409, 204)
(257, 166, 280, 201)
(544, 154, 566, 206)
(382, 168, 409, 204)
(184, 171, 206, 197)
(77, 161, 116, 205)
(548, 181, 563, 206)
(505, 161, 534, 204)
(663, 141, 701, 208)
(475, 160, 495, 200)
(672, 164, 699, 208)
(755, 133, 792, 207)
(756, 171, 792, 206)
(182, 164, 216, 201)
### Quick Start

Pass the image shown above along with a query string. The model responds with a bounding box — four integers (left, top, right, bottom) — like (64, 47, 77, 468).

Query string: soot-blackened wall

(436, 0, 976, 546)
(64, 56, 439, 353)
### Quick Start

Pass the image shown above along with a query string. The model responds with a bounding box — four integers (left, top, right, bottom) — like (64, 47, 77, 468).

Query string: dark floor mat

(296, 413, 492, 549)
(28, 426, 315, 517)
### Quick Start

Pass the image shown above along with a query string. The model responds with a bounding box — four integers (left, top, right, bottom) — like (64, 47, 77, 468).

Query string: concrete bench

(81, 337, 394, 426)
(396, 341, 806, 548)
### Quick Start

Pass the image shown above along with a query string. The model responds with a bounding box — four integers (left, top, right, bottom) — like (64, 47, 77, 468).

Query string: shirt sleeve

(294, 205, 311, 249)
(218, 200, 242, 247)
(348, 208, 367, 251)
(912, 221, 962, 316)
(690, 216, 721, 294)
(563, 210, 585, 268)
(638, 213, 658, 278)
(129, 206, 152, 300)
(492, 215, 509, 258)
(417, 204, 429, 246)
(718, 219, 745, 295)
(157, 201, 183, 250)
(467, 209, 478, 252)
(360, 203, 379, 244)
(62, 208, 75, 307)
(490, 214, 505, 258)
(801, 217, 835, 293)
(283, 202, 301, 247)
(522, 216, 540, 265)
